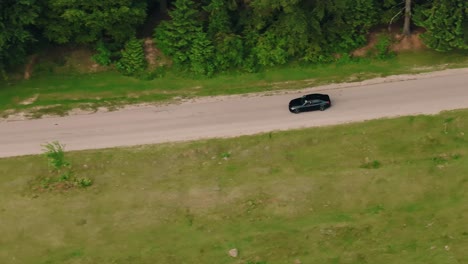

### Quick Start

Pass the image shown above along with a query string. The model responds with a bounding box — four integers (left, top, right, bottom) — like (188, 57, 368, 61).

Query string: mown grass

(1, 49, 467, 118)
(0, 109, 467, 264)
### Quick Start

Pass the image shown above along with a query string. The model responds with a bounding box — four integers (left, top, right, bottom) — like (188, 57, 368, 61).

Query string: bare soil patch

(144, 38, 159, 68)
(19, 94, 39, 105)
(23, 55, 38, 80)
(352, 27, 426, 57)
(391, 30, 427, 52)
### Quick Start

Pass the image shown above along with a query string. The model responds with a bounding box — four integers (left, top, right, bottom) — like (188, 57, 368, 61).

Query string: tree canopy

(40, 0, 148, 44)
(414, 0, 468, 51)
(0, 0, 40, 75)
(1, 0, 467, 77)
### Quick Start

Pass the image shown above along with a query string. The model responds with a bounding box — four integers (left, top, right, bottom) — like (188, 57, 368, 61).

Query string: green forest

(1, 0, 467, 78)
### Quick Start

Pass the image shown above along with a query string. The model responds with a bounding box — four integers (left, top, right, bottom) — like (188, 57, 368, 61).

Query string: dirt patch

(19, 94, 39, 105)
(390, 32, 427, 52)
(32, 46, 109, 75)
(143, 37, 173, 69)
(24, 55, 38, 80)
(352, 33, 379, 57)
(144, 38, 158, 68)
(144, 38, 172, 68)
(59, 49, 109, 73)
(352, 27, 427, 57)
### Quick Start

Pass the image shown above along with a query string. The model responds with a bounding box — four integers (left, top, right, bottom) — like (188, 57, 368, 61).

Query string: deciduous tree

(0, 0, 40, 76)
(40, 0, 147, 44)
(204, 0, 243, 71)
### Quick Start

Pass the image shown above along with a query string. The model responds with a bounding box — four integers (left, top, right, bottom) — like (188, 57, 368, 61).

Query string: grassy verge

(0, 109, 467, 264)
(1, 49, 468, 118)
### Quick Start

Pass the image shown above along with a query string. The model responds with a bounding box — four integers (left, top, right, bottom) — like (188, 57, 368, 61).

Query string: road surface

(1, 68, 468, 158)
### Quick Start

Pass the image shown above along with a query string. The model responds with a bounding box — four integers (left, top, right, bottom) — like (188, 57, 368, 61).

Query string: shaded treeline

(0, 0, 467, 77)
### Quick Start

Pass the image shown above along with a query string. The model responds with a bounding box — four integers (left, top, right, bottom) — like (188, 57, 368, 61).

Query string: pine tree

(189, 30, 215, 76)
(154, 0, 201, 67)
(415, 0, 468, 51)
(116, 38, 147, 76)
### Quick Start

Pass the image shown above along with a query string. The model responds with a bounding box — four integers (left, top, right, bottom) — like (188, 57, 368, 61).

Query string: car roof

(304, 93, 329, 100)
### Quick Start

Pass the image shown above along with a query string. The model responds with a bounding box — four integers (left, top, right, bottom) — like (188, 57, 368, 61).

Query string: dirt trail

(1, 68, 468, 158)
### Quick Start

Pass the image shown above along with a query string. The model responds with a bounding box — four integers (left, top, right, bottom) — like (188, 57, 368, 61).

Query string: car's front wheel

(293, 108, 300, 114)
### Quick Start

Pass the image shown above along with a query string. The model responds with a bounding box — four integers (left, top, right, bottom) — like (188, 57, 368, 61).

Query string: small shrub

(432, 156, 446, 164)
(444, 117, 455, 123)
(220, 152, 231, 159)
(138, 66, 167, 80)
(92, 40, 112, 66)
(374, 34, 395, 59)
(336, 53, 353, 65)
(360, 159, 381, 169)
(39, 141, 93, 190)
(75, 177, 93, 188)
(59, 171, 73, 181)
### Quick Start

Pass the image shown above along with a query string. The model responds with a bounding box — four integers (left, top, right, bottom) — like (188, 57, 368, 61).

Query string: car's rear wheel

(320, 105, 325, 111)
(293, 108, 300, 114)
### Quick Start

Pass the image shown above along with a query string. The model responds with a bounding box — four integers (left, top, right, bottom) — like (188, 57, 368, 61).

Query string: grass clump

(36, 141, 92, 191)
(43, 141, 70, 170)
(360, 159, 382, 169)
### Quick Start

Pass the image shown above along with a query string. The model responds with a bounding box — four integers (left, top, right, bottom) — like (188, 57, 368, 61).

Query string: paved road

(1, 68, 468, 158)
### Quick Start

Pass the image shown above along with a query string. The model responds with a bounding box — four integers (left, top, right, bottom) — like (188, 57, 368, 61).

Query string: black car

(289, 93, 331, 113)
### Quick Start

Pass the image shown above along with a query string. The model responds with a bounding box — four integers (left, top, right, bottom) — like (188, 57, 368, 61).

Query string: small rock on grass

(228, 248, 238, 258)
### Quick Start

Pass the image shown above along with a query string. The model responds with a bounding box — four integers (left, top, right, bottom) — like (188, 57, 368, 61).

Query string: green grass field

(1, 109, 467, 264)
(1, 49, 468, 118)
